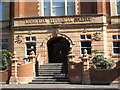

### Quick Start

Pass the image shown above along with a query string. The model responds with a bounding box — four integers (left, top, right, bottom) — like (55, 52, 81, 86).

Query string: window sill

(112, 55, 120, 58)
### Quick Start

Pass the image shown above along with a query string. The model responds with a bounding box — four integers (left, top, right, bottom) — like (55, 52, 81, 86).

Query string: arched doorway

(47, 37, 70, 63)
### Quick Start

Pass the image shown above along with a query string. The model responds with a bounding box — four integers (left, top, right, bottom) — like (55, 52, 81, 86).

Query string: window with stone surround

(112, 35, 120, 55)
(117, 0, 120, 14)
(42, 0, 75, 16)
(26, 43, 36, 55)
(25, 36, 36, 55)
(80, 35, 92, 54)
(26, 37, 36, 41)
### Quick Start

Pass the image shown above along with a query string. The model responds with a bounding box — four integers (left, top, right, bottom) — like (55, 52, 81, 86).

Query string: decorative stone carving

(52, 29, 59, 37)
(28, 31, 32, 35)
(82, 28, 87, 33)
(92, 32, 101, 41)
(15, 35, 22, 44)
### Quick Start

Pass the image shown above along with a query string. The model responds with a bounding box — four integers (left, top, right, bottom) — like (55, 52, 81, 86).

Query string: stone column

(9, 51, 19, 84)
(81, 49, 91, 85)
(28, 51, 36, 78)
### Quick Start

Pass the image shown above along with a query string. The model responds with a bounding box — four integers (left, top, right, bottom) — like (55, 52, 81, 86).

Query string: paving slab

(1, 84, 120, 90)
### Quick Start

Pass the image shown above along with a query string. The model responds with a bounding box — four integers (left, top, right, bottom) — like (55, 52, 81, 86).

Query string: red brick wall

(17, 63, 33, 77)
(23, 2, 39, 17)
(0, 70, 8, 83)
(68, 61, 120, 84)
(68, 62, 83, 84)
(13, 2, 39, 18)
(80, 2, 97, 14)
(90, 68, 120, 84)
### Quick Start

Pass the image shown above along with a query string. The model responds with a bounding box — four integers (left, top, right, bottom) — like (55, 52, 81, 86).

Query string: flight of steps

(29, 63, 69, 84)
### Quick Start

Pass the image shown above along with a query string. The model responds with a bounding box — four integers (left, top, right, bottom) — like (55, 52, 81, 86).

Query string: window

(80, 35, 92, 54)
(42, 0, 75, 16)
(80, 35, 91, 40)
(26, 37, 36, 41)
(1, 39, 9, 50)
(113, 41, 120, 54)
(25, 36, 36, 55)
(0, 2, 4, 20)
(26, 43, 36, 55)
(112, 35, 117, 40)
(117, 0, 120, 14)
(112, 35, 120, 55)
(81, 41, 91, 54)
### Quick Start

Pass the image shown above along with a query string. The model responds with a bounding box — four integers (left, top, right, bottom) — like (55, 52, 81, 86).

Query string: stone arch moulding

(40, 33, 75, 50)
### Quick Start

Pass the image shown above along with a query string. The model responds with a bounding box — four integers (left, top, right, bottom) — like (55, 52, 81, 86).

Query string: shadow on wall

(90, 61, 120, 85)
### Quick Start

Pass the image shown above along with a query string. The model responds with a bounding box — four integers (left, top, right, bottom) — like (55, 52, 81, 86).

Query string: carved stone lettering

(24, 17, 92, 25)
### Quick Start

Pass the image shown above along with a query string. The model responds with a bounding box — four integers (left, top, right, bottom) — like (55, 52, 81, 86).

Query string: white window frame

(25, 36, 37, 56)
(41, 0, 75, 16)
(80, 35, 92, 55)
(112, 35, 120, 55)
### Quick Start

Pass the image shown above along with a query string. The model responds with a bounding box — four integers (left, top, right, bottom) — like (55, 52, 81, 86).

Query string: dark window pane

(87, 35, 91, 39)
(26, 43, 36, 55)
(113, 48, 120, 54)
(81, 35, 85, 39)
(32, 37, 36, 41)
(113, 41, 120, 47)
(118, 35, 120, 39)
(2, 44, 8, 49)
(112, 35, 117, 39)
(26, 37, 30, 41)
(81, 41, 91, 47)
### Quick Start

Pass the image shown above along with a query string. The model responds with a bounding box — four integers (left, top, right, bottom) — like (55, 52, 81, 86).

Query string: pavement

(1, 84, 120, 90)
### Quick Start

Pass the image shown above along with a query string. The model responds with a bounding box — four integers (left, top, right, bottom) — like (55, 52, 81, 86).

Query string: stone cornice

(12, 23, 106, 31)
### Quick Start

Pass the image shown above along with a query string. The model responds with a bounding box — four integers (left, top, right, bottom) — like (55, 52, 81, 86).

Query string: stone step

(39, 66, 67, 69)
(32, 78, 69, 82)
(29, 63, 69, 84)
(29, 81, 69, 84)
(39, 71, 67, 74)
(43, 63, 65, 65)
(39, 67, 67, 70)
(38, 73, 66, 76)
(35, 76, 67, 79)
(39, 69, 66, 72)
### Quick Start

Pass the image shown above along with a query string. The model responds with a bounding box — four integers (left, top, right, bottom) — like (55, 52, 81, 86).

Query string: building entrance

(47, 37, 70, 63)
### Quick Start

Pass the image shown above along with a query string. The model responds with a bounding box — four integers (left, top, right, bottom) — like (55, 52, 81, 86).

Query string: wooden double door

(48, 37, 70, 63)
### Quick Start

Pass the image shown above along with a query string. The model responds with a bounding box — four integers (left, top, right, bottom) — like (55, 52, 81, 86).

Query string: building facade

(1, 1, 119, 62)
(0, 0, 120, 84)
